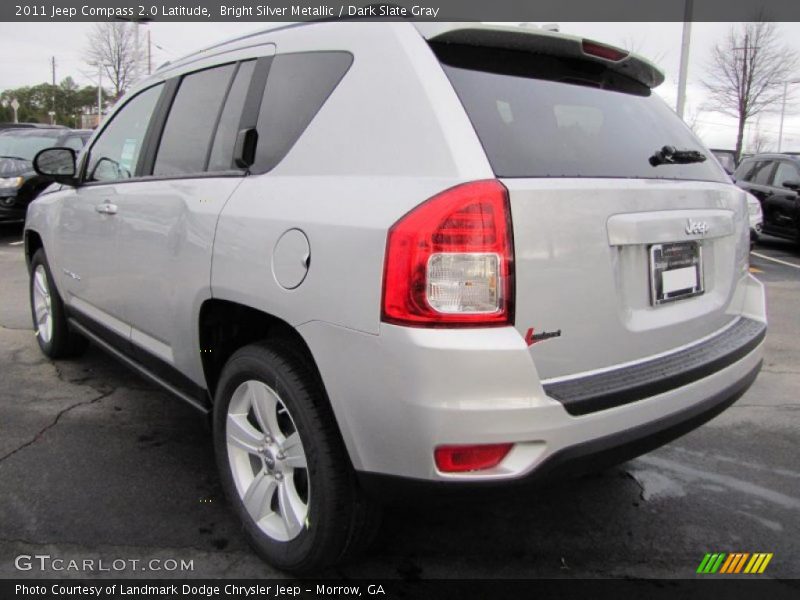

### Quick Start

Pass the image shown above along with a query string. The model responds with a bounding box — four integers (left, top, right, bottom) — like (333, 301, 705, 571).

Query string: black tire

(213, 341, 381, 573)
(29, 249, 88, 359)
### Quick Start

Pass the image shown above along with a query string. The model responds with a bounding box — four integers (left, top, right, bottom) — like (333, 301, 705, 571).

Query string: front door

(55, 83, 164, 340)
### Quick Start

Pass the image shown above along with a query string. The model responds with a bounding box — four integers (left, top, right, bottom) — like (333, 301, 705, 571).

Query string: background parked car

(733, 153, 800, 243)
(0, 127, 91, 222)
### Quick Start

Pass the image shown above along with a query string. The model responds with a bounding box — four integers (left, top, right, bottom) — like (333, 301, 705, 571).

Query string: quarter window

(85, 84, 163, 183)
(153, 63, 237, 177)
(252, 52, 353, 173)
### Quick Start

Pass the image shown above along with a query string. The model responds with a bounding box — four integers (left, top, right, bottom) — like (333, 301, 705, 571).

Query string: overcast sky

(1, 21, 800, 151)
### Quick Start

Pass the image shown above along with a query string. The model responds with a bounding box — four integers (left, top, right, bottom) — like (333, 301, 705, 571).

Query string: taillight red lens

(381, 180, 514, 327)
(434, 444, 513, 473)
(582, 39, 629, 62)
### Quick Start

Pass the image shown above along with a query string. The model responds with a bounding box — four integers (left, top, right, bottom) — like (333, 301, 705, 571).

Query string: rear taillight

(382, 180, 514, 327)
(434, 443, 513, 473)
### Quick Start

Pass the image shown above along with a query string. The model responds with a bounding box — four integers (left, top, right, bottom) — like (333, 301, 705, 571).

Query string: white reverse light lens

(426, 253, 501, 314)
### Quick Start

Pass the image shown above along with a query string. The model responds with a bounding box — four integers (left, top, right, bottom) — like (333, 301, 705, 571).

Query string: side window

(153, 63, 236, 177)
(772, 161, 800, 188)
(207, 60, 256, 172)
(751, 161, 775, 186)
(252, 52, 353, 173)
(85, 84, 163, 183)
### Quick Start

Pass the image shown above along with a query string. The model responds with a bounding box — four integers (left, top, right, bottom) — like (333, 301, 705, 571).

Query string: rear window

(433, 44, 727, 183)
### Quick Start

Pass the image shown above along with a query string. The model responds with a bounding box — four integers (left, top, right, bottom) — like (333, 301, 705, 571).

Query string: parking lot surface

(0, 222, 798, 579)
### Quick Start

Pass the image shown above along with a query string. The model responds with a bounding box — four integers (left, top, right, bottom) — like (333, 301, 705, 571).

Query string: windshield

(0, 133, 60, 161)
(434, 43, 727, 183)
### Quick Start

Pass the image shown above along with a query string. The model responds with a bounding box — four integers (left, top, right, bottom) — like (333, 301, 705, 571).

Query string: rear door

(765, 160, 800, 237)
(112, 60, 256, 381)
(434, 41, 748, 379)
(735, 158, 775, 207)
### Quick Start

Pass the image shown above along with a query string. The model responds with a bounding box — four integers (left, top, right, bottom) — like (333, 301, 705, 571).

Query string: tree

(703, 21, 799, 161)
(684, 106, 704, 136)
(1, 78, 109, 125)
(85, 22, 143, 100)
(747, 121, 774, 154)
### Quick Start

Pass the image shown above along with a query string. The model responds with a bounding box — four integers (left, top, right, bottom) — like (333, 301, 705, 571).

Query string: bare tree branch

(748, 124, 774, 154)
(702, 21, 799, 160)
(84, 22, 143, 100)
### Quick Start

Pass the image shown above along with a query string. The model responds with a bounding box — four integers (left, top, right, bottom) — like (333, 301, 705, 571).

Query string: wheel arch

(24, 229, 44, 272)
(198, 299, 359, 469)
(198, 299, 326, 402)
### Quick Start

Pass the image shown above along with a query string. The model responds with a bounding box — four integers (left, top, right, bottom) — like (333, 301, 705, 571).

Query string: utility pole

(676, 0, 693, 119)
(51, 56, 56, 123)
(116, 16, 153, 77)
(777, 79, 800, 152)
(97, 67, 103, 128)
(133, 22, 141, 79)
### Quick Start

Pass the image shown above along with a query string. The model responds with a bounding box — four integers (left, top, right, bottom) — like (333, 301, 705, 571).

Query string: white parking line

(751, 251, 800, 270)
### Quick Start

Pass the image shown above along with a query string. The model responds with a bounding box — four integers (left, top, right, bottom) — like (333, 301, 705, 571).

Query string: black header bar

(4, 0, 800, 22)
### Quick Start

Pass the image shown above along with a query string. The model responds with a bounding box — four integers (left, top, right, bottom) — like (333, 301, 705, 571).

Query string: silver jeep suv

(25, 22, 766, 572)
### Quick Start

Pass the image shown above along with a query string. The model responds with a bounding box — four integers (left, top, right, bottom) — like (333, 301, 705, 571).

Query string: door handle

(95, 202, 118, 215)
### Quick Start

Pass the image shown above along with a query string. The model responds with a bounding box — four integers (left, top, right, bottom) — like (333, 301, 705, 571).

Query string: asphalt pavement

(0, 222, 798, 579)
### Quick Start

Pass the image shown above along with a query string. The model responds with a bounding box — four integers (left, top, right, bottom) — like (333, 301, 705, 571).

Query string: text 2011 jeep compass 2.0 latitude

(25, 22, 766, 572)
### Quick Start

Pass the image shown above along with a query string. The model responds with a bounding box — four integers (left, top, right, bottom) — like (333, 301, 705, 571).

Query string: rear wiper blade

(0, 155, 28, 161)
(649, 146, 707, 167)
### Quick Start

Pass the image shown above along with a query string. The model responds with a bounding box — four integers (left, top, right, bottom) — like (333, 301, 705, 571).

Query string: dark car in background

(733, 153, 800, 243)
(0, 127, 91, 222)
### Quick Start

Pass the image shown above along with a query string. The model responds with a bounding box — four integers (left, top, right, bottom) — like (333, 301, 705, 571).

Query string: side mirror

(33, 147, 78, 186)
(781, 180, 800, 191)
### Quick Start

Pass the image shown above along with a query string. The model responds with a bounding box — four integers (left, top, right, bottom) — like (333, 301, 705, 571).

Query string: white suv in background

(26, 22, 766, 572)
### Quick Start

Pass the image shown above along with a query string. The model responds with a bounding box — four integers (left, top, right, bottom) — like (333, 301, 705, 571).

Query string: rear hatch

(427, 26, 749, 379)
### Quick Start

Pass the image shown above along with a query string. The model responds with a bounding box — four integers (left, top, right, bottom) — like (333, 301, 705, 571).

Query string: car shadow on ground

(2, 333, 651, 578)
(754, 233, 800, 256)
(0, 222, 23, 243)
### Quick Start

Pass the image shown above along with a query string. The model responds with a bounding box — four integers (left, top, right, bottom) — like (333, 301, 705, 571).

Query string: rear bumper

(357, 357, 761, 500)
(299, 275, 767, 485)
(543, 317, 765, 416)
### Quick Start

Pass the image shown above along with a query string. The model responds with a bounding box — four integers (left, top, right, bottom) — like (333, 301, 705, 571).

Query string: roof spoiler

(415, 23, 664, 89)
